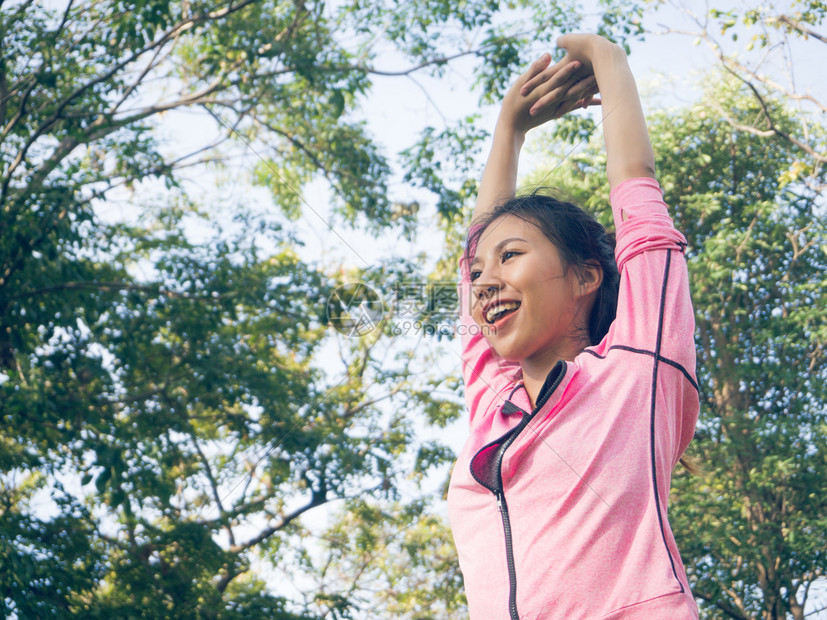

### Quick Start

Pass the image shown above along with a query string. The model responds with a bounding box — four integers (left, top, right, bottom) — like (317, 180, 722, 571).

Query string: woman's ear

(577, 261, 603, 299)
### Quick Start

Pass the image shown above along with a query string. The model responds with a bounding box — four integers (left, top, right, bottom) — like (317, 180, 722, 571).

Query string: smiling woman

(469, 214, 590, 369)
(466, 193, 618, 379)
(446, 34, 701, 619)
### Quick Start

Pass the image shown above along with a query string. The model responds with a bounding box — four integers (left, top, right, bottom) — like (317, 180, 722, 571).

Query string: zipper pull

(496, 492, 503, 510)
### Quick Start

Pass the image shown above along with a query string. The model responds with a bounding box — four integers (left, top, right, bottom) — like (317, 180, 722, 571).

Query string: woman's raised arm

(525, 34, 655, 190)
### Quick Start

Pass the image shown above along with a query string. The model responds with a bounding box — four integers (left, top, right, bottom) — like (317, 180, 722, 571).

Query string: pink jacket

(447, 177, 700, 619)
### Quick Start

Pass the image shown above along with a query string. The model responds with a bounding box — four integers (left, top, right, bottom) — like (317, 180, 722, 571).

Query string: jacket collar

(505, 360, 579, 418)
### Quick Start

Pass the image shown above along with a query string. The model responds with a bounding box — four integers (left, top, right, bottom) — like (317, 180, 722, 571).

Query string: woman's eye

(502, 250, 518, 262)
(470, 270, 481, 282)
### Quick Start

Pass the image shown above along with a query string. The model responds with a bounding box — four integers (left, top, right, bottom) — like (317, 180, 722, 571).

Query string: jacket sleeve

(457, 228, 521, 426)
(605, 177, 698, 459)
(604, 178, 696, 370)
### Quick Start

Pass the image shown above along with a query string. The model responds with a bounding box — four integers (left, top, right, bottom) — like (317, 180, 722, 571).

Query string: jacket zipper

(497, 491, 520, 620)
(468, 361, 567, 620)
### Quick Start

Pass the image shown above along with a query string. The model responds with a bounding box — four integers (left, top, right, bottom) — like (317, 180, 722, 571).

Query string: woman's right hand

(499, 53, 599, 136)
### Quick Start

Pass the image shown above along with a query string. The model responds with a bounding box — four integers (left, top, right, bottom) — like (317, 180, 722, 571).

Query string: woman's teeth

(485, 301, 520, 324)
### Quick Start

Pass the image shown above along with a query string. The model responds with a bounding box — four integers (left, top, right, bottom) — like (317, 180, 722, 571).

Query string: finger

(578, 81, 601, 108)
(556, 33, 575, 51)
(528, 83, 573, 116)
(556, 94, 601, 118)
(581, 96, 602, 109)
(528, 101, 568, 125)
(573, 97, 603, 110)
(553, 96, 592, 119)
(520, 53, 553, 89)
(521, 58, 581, 96)
(528, 74, 595, 116)
(521, 57, 579, 96)
(568, 74, 598, 100)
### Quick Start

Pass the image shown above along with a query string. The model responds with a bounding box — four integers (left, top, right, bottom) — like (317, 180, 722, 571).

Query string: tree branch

(730, 70, 827, 164)
(693, 587, 753, 620)
(190, 435, 236, 547)
(54, 0, 75, 38)
(0, 0, 260, 207)
(768, 15, 827, 46)
(718, 54, 827, 115)
(108, 34, 172, 116)
(316, 48, 478, 77)
(228, 490, 330, 554)
(0, 75, 37, 140)
(658, 6, 827, 168)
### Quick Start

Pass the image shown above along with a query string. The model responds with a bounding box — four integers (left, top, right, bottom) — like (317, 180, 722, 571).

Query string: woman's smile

(483, 299, 521, 326)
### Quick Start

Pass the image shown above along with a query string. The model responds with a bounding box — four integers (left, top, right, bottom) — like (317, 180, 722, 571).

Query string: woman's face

(470, 214, 594, 364)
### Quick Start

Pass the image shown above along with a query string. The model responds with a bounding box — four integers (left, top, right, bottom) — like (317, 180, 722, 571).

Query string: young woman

(447, 34, 700, 619)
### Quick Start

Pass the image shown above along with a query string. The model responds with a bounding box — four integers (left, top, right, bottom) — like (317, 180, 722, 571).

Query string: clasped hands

(498, 34, 607, 136)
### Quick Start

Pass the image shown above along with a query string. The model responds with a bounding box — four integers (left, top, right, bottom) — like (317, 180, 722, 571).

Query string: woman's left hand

(518, 55, 601, 120)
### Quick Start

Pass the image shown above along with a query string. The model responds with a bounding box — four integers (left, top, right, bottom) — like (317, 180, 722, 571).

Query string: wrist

(591, 38, 626, 64)
(494, 117, 527, 147)
(559, 33, 624, 65)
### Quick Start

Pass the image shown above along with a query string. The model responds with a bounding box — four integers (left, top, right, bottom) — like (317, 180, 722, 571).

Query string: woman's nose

(474, 276, 502, 300)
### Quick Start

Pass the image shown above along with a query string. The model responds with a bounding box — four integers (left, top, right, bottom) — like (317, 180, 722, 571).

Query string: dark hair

(466, 190, 620, 346)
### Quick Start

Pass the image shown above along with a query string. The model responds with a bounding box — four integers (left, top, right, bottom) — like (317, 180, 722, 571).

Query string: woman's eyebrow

(469, 236, 527, 267)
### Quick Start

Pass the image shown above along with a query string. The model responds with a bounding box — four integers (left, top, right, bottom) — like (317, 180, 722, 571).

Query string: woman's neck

(520, 335, 589, 409)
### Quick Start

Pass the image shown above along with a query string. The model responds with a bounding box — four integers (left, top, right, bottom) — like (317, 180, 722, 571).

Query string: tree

(644, 4, 827, 616)
(0, 0, 646, 616)
(652, 0, 826, 181)
(658, 82, 827, 620)
(296, 498, 466, 619)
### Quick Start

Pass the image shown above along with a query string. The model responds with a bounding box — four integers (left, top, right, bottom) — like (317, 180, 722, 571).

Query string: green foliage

(660, 82, 827, 620)
(0, 0, 651, 615)
(401, 115, 489, 225)
(307, 498, 467, 619)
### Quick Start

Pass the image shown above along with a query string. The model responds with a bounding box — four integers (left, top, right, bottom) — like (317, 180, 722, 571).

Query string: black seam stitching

(650, 250, 684, 593)
(658, 355, 699, 392)
(582, 345, 698, 392)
